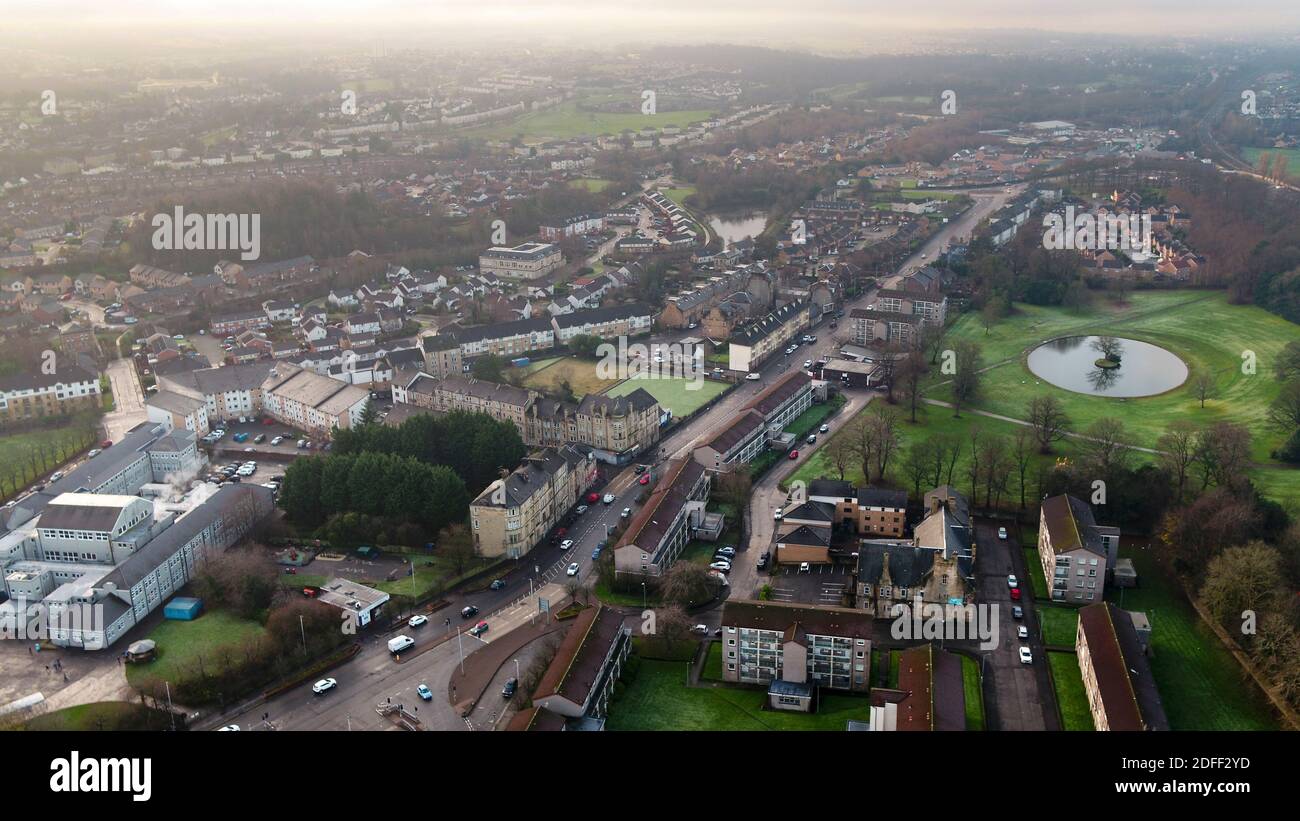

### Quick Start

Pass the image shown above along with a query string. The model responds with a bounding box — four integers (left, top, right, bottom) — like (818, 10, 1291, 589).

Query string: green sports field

(605, 375, 728, 419)
(466, 101, 717, 144)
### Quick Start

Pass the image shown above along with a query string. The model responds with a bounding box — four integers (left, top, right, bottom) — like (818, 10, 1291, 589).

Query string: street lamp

(641, 582, 646, 609)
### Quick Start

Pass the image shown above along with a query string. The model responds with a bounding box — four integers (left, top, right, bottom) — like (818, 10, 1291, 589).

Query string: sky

(4, 0, 1299, 51)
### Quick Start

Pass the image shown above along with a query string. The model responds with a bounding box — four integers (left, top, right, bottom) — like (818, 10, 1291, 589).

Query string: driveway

(101, 357, 147, 442)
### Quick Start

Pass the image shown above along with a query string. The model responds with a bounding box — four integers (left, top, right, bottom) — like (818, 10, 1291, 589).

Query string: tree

(1026, 395, 1070, 453)
(1091, 335, 1123, 364)
(949, 341, 983, 417)
(1010, 427, 1034, 510)
(1201, 541, 1285, 632)
(825, 435, 855, 481)
(1192, 422, 1253, 493)
(1077, 417, 1135, 488)
(1156, 421, 1198, 503)
(894, 348, 928, 423)
(965, 425, 983, 504)
(568, 333, 604, 359)
(1191, 369, 1217, 409)
(1274, 340, 1300, 383)
(714, 471, 752, 514)
(659, 562, 716, 607)
(868, 404, 902, 482)
(655, 604, 691, 651)
(1158, 488, 1259, 575)
(357, 398, 379, 427)
(901, 439, 933, 500)
(1266, 379, 1300, 433)
(471, 353, 507, 382)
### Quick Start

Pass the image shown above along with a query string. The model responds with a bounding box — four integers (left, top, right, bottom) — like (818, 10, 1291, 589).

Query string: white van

(387, 635, 415, 654)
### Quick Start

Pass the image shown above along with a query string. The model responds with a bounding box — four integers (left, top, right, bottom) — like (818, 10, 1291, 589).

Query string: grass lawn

(0, 423, 98, 501)
(1104, 546, 1279, 730)
(1046, 651, 1096, 731)
(24, 702, 174, 731)
(661, 186, 698, 208)
(888, 649, 901, 688)
(569, 178, 614, 193)
(605, 375, 728, 418)
(960, 654, 986, 730)
(1036, 604, 1080, 647)
(607, 659, 876, 731)
(520, 356, 619, 397)
(368, 555, 497, 598)
(1241, 147, 1300, 181)
(702, 641, 725, 681)
(1023, 548, 1050, 600)
(927, 291, 1300, 511)
(124, 610, 266, 689)
(466, 101, 717, 144)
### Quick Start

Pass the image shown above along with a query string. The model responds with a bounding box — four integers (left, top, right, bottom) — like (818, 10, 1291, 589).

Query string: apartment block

(478, 242, 563, 281)
(1076, 602, 1169, 730)
(0, 363, 101, 425)
(613, 458, 711, 578)
(1037, 494, 1119, 605)
(261, 363, 371, 438)
(469, 445, 597, 559)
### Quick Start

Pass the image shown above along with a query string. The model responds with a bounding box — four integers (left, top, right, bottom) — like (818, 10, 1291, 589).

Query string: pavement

(101, 356, 147, 442)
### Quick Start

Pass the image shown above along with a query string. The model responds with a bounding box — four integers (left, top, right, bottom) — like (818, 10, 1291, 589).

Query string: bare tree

(1156, 421, 1197, 504)
(1191, 369, 1217, 409)
(1026, 395, 1071, 454)
(1011, 426, 1034, 510)
(894, 348, 928, 423)
(901, 439, 932, 500)
(1077, 417, 1135, 487)
(825, 435, 855, 481)
(949, 341, 983, 418)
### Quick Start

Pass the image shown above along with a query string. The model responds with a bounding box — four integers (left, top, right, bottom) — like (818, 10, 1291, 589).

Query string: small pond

(1025, 335, 1188, 397)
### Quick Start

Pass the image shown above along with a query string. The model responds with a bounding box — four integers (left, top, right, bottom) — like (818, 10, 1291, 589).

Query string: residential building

(720, 600, 874, 709)
(728, 300, 810, 372)
(478, 242, 563, 280)
(1037, 494, 1119, 604)
(691, 371, 814, 473)
(0, 362, 101, 425)
(469, 445, 598, 559)
(1076, 602, 1169, 730)
(145, 390, 211, 436)
(613, 458, 711, 578)
(156, 361, 275, 422)
(261, 364, 371, 438)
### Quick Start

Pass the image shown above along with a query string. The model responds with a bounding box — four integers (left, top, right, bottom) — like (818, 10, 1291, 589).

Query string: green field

(1242, 146, 1300, 180)
(124, 610, 267, 689)
(24, 702, 175, 732)
(960, 654, 986, 730)
(0, 423, 98, 501)
(607, 659, 875, 731)
(520, 356, 620, 397)
(1023, 548, 1050, 600)
(928, 291, 1300, 511)
(701, 641, 725, 681)
(1036, 604, 1080, 647)
(466, 101, 717, 144)
(605, 375, 729, 418)
(1046, 651, 1096, 731)
(661, 186, 698, 207)
(568, 178, 615, 193)
(1104, 547, 1279, 730)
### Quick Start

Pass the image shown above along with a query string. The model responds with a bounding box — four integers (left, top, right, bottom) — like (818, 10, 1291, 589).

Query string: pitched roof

(721, 600, 873, 640)
(1077, 603, 1169, 731)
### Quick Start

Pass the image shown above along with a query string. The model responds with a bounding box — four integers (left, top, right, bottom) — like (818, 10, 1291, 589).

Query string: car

(639, 474, 650, 485)
(416, 684, 433, 701)
(708, 561, 731, 573)
(602, 493, 615, 504)
(757, 551, 771, 570)
(592, 546, 603, 560)
(998, 527, 1008, 540)
(1018, 646, 1033, 665)
(489, 579, 506, 590)
(217, 724, 241, 731)
(773, 507, 783, 521)
(566, 562, 580, 577)
(746, 372, 761, 381)
(253, 434, 266, 444)
(1010, 586, 1022, 601)
(634, 464, 646, 474)
(87, 448, 102, 458)
(587, 492, 600, 504)
(788, 449, 799, 460)
(691, 624, 709, 634)
(806, 434, 817, 445)
(798, 562, 811, 573)
(461, 605, 479, 619)
(621, 506, 632, 518)
(1012, 605, 1024, 620)
(470, 621, 489, 637)
(803, 359, 813, 369)
(502, 677, 518, 698)
(296, 439, 307, 449)
(1007, 575, 1018, 589)
(408, 614, 428, 628)
(1017, 626, 1029, 640)
(271, 436, 284, 446)
(312, 677, 338, 695)
(575, 504, 589, 515)
(819, 424, 830, 434)
(100, 439, 113, 449)
(48, 471, 63, 483)
(560, 539, 574, 551)
(715, 546, 736, 558)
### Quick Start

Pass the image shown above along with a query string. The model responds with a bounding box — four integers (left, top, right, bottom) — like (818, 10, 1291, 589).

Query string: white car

(566, 562, 580, 577)
(1007, 575, 1018, 589)
(691, 624, 709, 634)
(709, 561, 731, 573)
(560, 539, 574, 551)
(998, 527, 1008, 540)
(1018, 646, 1033, 665)
(312, 677, 338, 694)
(621, 507, 632, 519)
(408, 615, 428, 628)
(271, 436, 284, 446)
(746, 372, 761, 381)
(803, 360, 813, 369)
(87, 448, 102, 458)
(602, 493, 615, 504)
(575, 505, 589, 515)
(773, 507, 783, 521)
(1017, 626, 1029, 640)
(217, 724, 241, 731)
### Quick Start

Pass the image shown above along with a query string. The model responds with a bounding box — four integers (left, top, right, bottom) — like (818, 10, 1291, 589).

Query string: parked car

(803, 360, 813, 369)
(575, 504, 589, 515)
(470, 621, 489, 637)
(634, 464, 646, 474)
(799, 562, 811, 573)
(1018, 646, 1033, 665)
(715, 546, 736, 558)
(1007, 574, 1018, 589)
(621, 507, 632, 519)
(502, 677, 518, 698)
(560, 539, 574, 551)
(1012, 605, 1024, 620)
(87, 448, 102, 458)
(312, 677, 338, 695)
(217, 724, 241, 731)
(408, 615, 428, 628)
(788, 450, 799, 460)
(602, 493, 615, 504)
(461, 605, 479, 619)
(806, 434, 817, 445)
(417, 684, 433, 701)
(566, 562, 580, 577)
(639, 474, 650, 485)
(757, 551, 771, 570)
(998, 527, 1008, 540)
(691, 624, 709, 634)
(708, 561, 731, 573)
(818, 424, 830, 434)
(1010, 586, 1022, 601)
(773, 507, 783, 521)
(489, 579, 506, 590)
(1017, 625, 1029, 640)
(746, 372, 761, 381)
(587, 492, 600, 504)
(271, 436, 284, 446)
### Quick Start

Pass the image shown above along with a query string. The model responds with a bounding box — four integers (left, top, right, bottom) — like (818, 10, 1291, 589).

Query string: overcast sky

(7, 0, 1300, 45)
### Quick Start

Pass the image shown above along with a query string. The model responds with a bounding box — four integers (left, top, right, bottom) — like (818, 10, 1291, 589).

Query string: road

(894, 185, 1020, 277)
(101, 356, 147, 442)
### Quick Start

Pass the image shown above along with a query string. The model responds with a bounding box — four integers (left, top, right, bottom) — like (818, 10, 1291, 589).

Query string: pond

(1025, 336, 1188, 397)
(707, 210, 768, 247)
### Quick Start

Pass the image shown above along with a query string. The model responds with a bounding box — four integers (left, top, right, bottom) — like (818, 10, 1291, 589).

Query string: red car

(100, 439, 113, 449)
(587, 492, 600, 504)
(638, 474, 650, 485)
(788, 450, 799, 460)
(1009, 586, 1022, 601)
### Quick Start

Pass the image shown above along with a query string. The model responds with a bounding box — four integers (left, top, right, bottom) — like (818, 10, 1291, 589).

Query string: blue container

(163, 597, 203, 621)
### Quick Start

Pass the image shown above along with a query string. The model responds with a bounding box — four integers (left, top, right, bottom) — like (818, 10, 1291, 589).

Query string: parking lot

(767, 563, 853, 606)
(205, 417, 320, 458)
